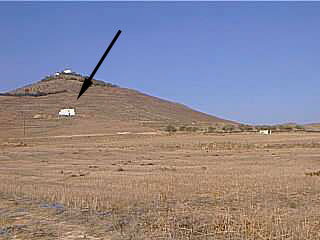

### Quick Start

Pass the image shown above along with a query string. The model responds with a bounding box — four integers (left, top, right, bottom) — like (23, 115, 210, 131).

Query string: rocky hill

(0, 71, 236, 138)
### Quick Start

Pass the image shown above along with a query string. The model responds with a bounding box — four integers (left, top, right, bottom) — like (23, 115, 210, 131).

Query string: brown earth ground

(1, 131, 320, 239)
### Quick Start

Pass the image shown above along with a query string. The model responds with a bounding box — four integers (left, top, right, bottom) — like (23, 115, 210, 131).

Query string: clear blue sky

(1, 2, 320, 124)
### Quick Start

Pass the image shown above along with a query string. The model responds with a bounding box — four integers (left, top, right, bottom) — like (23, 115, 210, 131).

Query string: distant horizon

(1, 2, 320, 124)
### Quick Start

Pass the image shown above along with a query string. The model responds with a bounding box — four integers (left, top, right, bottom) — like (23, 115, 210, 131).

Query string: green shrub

(279, 125, 293, 131)
(222, 125, 235, 133)
(256, 125, 272, 131)
(239, 124, 253, 131)
(185, 126, 199, 132)
(179, 126, 186, 131)
(295, 125, 305, 130)
(207, 126, 216, 133)
(165, 125, 177, 133)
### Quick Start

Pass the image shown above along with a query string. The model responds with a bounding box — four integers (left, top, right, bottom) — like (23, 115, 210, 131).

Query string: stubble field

(1, 132, 320, 239)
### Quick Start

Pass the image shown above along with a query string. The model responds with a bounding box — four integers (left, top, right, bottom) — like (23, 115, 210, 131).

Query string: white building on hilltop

(63, 68, 72, 74)
(59, 108, 75, 117)
(259, 129, 272, 135)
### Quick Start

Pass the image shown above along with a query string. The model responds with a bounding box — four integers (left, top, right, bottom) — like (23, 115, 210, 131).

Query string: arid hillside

(2, 73, 320, 240)
(0, 72, 235, 138)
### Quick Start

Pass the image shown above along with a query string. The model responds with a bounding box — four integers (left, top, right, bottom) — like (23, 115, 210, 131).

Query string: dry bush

(305, 170, 320, 176)
(116, 166, 125, 172)
(165, 125, 177, 133)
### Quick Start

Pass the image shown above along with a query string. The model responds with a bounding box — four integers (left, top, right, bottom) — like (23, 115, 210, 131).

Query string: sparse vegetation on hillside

(0, 89, 68, 97)
(255, 125, 273, 131)
(40, 72, 118, 88)
(295, 124, 305, 130)
(222, 124, 235, 133)
(207, 126, 216, 133)
(186, 126, 199, 132)
(165, 124, 177, 133)
(278, 125, 294, 131)
(92, 79, 118, 87)
(239, 124, 254, 132)
(41, 75, 56, 82)
(179, 125, 186, 131)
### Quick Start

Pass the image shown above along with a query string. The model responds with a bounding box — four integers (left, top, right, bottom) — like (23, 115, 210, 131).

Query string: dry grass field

(1, 77, 319, 239)
(1, 131, 320, 239)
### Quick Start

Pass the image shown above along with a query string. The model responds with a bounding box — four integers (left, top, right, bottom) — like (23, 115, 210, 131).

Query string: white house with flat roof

(259, 129, 272, 135)
(59, 108, 75, 117)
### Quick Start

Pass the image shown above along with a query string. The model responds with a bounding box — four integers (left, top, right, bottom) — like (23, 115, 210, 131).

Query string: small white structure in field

(63, 68, 72, 74)
(59, 108, 75, 117)
(55, 72, 60, 76)
(259, 129, 272, 135)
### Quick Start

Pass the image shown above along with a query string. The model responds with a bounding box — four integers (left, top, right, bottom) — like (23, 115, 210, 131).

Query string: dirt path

(5, 131, 161, 141)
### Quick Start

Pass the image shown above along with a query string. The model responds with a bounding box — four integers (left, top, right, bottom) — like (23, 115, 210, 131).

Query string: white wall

(59, 109, 75, 116)
(63, 69, 72, 74)
(259, 130, 271, 135)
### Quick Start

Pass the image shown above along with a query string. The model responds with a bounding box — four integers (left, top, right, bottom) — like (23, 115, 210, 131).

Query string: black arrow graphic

(77, 30, 122, 100)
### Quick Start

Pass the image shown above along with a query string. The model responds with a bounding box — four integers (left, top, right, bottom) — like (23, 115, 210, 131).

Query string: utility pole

(22, 111, 26, 138)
